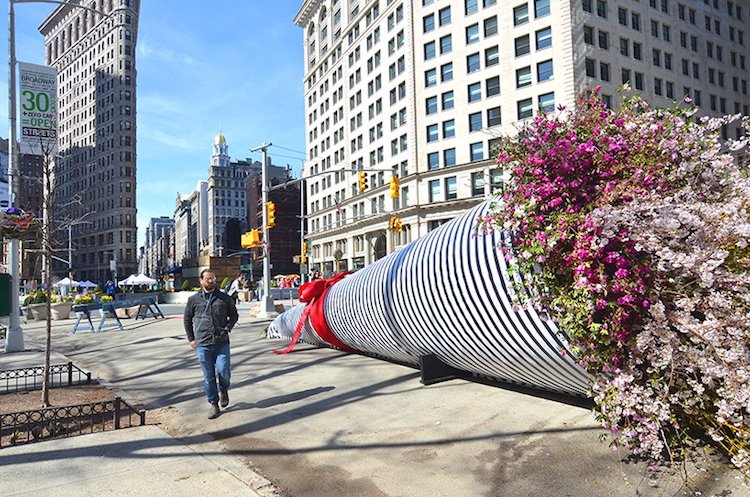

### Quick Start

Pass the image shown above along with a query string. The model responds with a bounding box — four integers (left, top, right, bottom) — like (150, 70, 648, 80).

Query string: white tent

(118, 274, 136, 286)
(131, 273, 157, 285)
(79, 280, 97, 288)
(53, 277, 79, 287)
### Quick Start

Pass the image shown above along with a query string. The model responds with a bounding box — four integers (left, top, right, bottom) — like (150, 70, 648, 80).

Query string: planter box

(50, 302, 73, 320)
(29, 303, 48, 320)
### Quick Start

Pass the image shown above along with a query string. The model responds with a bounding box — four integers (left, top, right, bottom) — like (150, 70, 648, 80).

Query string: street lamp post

(5, 0, 109, 352)
(250, 142, 276, 318)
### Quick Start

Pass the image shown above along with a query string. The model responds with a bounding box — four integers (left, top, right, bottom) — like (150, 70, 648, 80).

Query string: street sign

(109, 260, 116, 271)
(300, 264, 308, 274)
(240, 264, 251, 271)
(292, 255, 301, 264)
(19, 62, 57, 153)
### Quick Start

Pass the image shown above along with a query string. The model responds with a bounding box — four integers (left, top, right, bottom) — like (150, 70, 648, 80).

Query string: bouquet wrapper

(268, 201, 591, 397)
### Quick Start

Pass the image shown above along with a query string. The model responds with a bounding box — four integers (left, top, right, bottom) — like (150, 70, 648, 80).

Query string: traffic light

(389, 215, 403, 233)
(266, 201, 276, 228)
(300, 240, 309, 264)
(389, 175, 400, 198)
(241, 229, 261, 248)
(358, 171, 368, 191)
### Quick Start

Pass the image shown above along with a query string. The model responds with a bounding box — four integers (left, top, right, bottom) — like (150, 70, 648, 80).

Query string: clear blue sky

(0, 1, 307, 247)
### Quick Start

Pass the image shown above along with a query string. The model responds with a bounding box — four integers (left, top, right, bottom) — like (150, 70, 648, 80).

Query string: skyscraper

(39, 0, 140, 281)
(295, 0, 749, 275)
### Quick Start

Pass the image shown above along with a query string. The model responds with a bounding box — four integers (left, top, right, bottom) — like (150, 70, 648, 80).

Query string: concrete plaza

(0, 301, 745, 497)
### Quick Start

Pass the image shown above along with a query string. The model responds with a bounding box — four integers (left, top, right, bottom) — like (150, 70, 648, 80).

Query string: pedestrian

(105, 279, 116, 298)
(227, 273, 242, 305)
(183, 269, 239, 419)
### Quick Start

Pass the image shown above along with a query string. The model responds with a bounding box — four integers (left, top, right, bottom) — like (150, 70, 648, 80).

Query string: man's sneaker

(219, 388, 229, 408)
(208, 402, 220, 419)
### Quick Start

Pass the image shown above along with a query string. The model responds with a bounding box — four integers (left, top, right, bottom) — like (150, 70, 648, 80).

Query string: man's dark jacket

(184, 290, 238, 346)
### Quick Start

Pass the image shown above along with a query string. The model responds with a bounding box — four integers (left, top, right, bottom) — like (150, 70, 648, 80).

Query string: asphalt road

(4, 302, 745, 497)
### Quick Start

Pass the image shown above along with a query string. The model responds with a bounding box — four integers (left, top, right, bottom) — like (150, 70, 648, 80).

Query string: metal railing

(0, 362, 92, 394)
(0, 396, 146, 448)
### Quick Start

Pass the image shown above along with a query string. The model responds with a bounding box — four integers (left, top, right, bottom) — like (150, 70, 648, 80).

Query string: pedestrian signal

(358, 171, 368, 191)
(389, 215, 403, 233)
(389, 176, 400, 198)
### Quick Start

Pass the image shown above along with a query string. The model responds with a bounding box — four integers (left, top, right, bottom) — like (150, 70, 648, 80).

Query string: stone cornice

(294, 0, 323, 28)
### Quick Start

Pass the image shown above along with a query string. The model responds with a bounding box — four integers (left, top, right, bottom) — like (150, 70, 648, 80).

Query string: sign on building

(19, 62, 57, 153)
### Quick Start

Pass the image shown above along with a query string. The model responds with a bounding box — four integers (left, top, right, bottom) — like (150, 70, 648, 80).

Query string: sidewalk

(2, 302, 746, 497)
(0, 308, 277, 497)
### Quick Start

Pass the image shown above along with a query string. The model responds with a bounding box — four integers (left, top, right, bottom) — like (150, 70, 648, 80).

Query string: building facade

(142, 216, 175, 279)
(295, 0, 749, 275)
(40, 0, 140, 282)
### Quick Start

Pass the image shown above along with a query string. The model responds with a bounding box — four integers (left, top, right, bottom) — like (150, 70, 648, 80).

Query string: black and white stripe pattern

(268, 201, 591, 397)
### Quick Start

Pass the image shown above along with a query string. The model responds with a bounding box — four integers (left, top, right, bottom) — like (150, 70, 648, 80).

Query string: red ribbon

(274, 272, 356, 354)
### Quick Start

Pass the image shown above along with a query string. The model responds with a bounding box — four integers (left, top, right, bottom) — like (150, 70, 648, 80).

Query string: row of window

(425, 106, 501, 142)
(422, 15, 498, 61)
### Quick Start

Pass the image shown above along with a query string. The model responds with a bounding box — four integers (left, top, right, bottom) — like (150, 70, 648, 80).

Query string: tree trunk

(41, 150, 53, 408)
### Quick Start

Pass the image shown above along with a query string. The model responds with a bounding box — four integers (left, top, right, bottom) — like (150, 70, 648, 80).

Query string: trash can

(0, 273, 10, 317)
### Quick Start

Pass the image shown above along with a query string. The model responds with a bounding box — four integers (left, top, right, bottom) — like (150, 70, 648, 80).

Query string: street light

(249, 142, 276, 318)
(5, 0, 109, 352)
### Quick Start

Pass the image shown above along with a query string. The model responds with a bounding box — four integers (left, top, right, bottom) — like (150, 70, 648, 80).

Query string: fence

(0, 362, 92, 395)
(0, 362, 92, 394)
(0, 396, 146, 448)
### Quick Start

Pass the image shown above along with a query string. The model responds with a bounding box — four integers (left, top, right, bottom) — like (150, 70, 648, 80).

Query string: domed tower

(211, 132, 229, 167)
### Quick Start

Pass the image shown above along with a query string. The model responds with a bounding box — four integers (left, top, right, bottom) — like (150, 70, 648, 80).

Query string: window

(517, 98, 533, 119)
(633, 42, 642, 60)
(469, 112, 483, 131)
(535, 0, 550, 17)
(424, 41, 436, 60)
(440, 35, 452, 54)
(516, 66, 532, 87)
(466, 24, 480, 44)
(620, 37, 629, 56)
(427, 124, 439, 142)
(485, 45, 499, 66)
(426, 96, 438, 114)
(621, 67, 631, 84)
(439, 7, 451, 25)
(465, 0, 479, 15)
(445, 177, 458, 200)
(429, 179, 441, 201)
(484, 76, 500, 97)
(537, 59, 553, 81)
(584, 25, 594, 45)
(514, 4, 529, 25)
(468, 82, 482, 102)
(441, 63, 453, 81)
(485, 16, 498, 37)
(600, 62, 610, 81)
(428, 153, 440, 171)
(444, 148, 456, 166)
(536, 27, 552, 49)
(442, 91, 454, 109)
(596, 0, 607, 18)
(618, 7, 628, 25)
(487, 106, 501, 127)
(423, 14, 435, 33)
(635, 72, 644, 90)
(598, 30, 609, 49)
(515, 35, 530, 56)
(585, 57, 596, 77)
(425, 69, 437, 87)
(472, 172, 485, 197)
(631, 12, 641, 30)
(538, 91, 555, 112)
(443, 119, 455, 138)
(470, 142, 484, 161)
(467, 52, 481, 73)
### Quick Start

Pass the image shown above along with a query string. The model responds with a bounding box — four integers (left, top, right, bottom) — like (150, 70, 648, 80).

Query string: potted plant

(49, 294, 74, 320)
(26, 291, 48, 320)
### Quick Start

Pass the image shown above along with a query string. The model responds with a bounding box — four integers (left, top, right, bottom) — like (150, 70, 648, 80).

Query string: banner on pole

(19, 62, 58, 153)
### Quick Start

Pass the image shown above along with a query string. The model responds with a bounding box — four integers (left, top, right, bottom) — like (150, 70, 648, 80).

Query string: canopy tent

(119, 273, 157, 286)
(78, 280, 97, 288)
(53, 277, 79, 287)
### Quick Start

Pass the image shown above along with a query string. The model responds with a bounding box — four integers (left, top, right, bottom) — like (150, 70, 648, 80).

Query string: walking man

(184, 269, 239, 419)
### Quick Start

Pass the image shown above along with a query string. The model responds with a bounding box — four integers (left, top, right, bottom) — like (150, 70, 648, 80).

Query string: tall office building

(40, 0, 140, 282)
(295, 0, 749, 275)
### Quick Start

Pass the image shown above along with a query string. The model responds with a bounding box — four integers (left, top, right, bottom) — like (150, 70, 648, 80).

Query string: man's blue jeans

(195, 342, 230, 404)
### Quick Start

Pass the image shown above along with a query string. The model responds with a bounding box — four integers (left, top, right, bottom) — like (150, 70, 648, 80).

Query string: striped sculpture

(268, 201, 591, 397)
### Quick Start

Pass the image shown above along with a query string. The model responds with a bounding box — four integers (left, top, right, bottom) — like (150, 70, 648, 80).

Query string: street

(1, 302, 744, 497)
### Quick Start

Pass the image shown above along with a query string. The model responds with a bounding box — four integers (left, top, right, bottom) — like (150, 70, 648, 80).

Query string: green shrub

(181, 279, 191, 291)
(220, 277, 231, 289)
